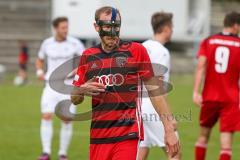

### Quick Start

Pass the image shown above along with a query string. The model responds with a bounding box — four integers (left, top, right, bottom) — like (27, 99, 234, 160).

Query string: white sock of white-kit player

(40, 119, 53, 154)
(58, 122, 73, 156)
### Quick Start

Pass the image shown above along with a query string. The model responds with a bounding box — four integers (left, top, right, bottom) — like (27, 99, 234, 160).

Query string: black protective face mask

(96, 8, 121, 37)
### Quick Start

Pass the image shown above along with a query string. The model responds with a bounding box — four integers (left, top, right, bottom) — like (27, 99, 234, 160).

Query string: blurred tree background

(213, 0, 240, 2)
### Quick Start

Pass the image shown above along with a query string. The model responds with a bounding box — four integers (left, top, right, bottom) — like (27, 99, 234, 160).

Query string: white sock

(40, 119, 53, 154)
(58, 122, 73, 156)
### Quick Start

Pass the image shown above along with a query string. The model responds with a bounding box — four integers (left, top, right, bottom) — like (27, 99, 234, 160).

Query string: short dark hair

(95, 6, 121, 22)
(52, 17, 68, 28)
(224, 11, 240, 27)
(151, 12, 173, 34)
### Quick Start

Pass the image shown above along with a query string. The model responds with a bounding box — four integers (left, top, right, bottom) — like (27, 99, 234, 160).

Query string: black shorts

(19, 63, 27, 71)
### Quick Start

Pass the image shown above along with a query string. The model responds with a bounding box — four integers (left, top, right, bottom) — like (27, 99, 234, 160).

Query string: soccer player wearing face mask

(71, 6, 180, 160)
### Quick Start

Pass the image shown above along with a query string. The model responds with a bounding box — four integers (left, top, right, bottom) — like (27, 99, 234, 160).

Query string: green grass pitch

(0, 74, 240, 160)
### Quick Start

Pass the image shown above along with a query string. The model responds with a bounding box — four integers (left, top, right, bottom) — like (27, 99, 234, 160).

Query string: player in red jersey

(193, 11, 240, 160)
(14, 40, 29, 85)
(71, 6, 180, 160)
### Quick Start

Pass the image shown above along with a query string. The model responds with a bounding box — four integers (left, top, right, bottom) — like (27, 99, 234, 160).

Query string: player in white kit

(138, 12, 181, 160)
(36, 17, 85, 160)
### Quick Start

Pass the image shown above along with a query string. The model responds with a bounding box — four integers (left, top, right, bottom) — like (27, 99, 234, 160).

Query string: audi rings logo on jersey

(96, 73, 124, 87)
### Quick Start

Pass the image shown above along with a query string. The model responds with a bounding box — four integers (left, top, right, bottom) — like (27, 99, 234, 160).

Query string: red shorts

(90, 139, 139, 160)
(200, 102, 240, 132)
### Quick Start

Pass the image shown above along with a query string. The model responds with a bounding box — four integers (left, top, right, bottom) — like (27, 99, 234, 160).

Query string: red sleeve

(72, 52, 88, 87)
(238, 48, 240, 71)
(135, 43, 154, 80)
(197, 39, 208, 59)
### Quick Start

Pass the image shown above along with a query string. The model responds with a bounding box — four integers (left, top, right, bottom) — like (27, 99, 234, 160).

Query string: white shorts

(140, 118, 166, 148)
(140, 98, 179, 148)
(140, 119, 179, 148)
(41, 84, 76, 113)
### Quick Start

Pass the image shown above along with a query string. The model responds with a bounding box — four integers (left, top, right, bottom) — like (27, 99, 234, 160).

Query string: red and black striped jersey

(73, 41, 154, 144)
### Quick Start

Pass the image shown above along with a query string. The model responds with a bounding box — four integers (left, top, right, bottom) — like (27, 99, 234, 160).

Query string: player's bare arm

(193, 56, 207, 106)
(35, 58, 45, 80)
(71, 78, 106, 105)
(143, 76, 180, 157)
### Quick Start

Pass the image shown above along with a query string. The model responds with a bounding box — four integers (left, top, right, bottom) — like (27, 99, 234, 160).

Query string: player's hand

(80, 77, 106, 96)
(172, 119, 178, 131)
(193, 91, 202, 107)
(165, 129, 180, 158)
(71, 91, 84, 105)
(36, 69, 45, 81)
(38, 74, 45, 81)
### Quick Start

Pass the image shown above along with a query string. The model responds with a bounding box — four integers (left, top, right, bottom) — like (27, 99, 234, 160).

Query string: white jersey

(142, 39, 170, 114)
(38, 36, 84, 113)
(38, 36, 85, 81)
(140, 39, 171, 147)
(143, 39, 170, 82)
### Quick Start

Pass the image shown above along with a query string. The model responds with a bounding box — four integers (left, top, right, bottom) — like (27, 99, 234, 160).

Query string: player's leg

(38, 87, 56, 160)
(219, 132, 233, 160)
(58, 101, 75, 159)
(195, 127, 212, 160)
(19, 64, 27, 81)
(137, 147, 150, 160)
(218, 103, 240, 160)
(58, 120, 73, 159)
(195, 102, 220, 160)
(40, 113, 54, 154)
(14, 64, 27, 86)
